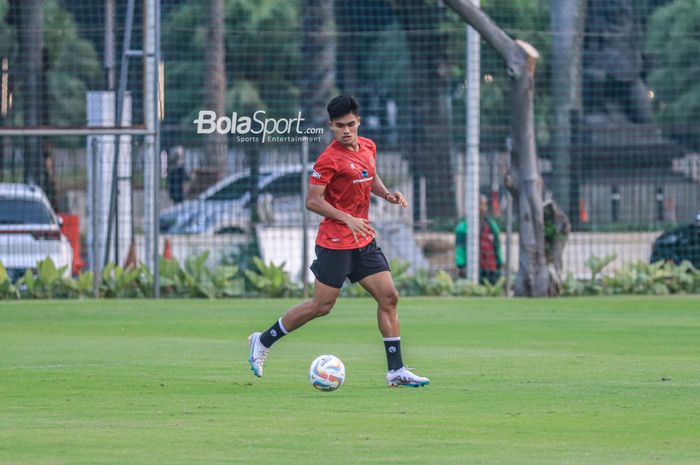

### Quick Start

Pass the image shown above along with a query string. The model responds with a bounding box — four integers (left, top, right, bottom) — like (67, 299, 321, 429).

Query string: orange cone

(163, 238, 173, 261)
(491, 191, 501, 217)
(124, 241, 138, 268)
(579, 199, 589, 223)
(665, 196, 676, 222)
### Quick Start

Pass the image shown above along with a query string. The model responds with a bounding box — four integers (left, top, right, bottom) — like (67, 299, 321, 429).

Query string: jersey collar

(332, 138, 365, 154)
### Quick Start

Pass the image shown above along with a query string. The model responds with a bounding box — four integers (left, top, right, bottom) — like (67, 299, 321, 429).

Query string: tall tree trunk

(41, 48, 57, 209)
(204, 0, 226, 176)
(1, 57, 9, 181)
(248, 143, 260, 226)
(18, 0, 43, 186)
(389, 1, 456, 220)
(300, 0, 336, 148)
(509, 40, 550, 296)
(550, 0, 586, 223)
(444, 0, 569, 296)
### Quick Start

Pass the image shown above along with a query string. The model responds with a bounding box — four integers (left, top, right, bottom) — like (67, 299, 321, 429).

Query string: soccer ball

(309, 354, 345, 391)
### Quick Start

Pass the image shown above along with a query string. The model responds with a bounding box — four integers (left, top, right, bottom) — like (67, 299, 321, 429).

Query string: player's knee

(380, 288, 399, 309)
(313, 299, 335, 317)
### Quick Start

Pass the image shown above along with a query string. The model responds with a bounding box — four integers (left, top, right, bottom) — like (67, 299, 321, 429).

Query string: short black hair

(327, 94, 360, 120)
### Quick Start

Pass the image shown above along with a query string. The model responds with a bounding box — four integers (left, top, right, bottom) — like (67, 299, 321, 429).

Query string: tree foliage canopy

(646, 0, 700, 147)
(0, 0, 100, 129)
(162, 0, 300, 138)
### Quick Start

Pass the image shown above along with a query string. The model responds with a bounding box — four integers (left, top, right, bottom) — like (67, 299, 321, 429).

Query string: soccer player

(247, 95, 429, 388)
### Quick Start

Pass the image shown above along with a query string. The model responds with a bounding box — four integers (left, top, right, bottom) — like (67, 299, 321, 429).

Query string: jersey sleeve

(366, 138, 377, 166)
(309, 153, 336, 185)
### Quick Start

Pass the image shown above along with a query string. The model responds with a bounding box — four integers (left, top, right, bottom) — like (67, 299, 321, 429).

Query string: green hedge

(1, 254, 698, 300)
(562, 255, 700, 296)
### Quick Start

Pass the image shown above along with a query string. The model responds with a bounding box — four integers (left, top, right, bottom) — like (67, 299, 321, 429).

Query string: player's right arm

(306, 183, 375, 242)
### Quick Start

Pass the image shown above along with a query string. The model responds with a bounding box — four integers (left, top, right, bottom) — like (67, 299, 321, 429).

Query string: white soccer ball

(309, 354, 345, 391)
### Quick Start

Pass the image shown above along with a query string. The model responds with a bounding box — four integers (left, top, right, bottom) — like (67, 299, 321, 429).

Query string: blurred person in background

(167, 145, 189, 204)
(455, 194, 503, 284)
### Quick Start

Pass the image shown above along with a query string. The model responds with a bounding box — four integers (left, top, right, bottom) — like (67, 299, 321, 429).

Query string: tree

(444, 0, 569, 296)
(2, 0, 99, 206)
(389, 0, 456, 220)
(300, 0, 336, 132)
(549, 0, 586, 220)
(583, 0, 655, 128)
(0, 0, 15, 181)
(15, 0, 43, 187)
(1, 0, 100, 146)
(162, 0, 299, 141)
(0, 1, 13, 64)
(479, 0, 551, 138)
(204, 0, 227, 176)
(1, 0, 99, 130)
(646, 0, 700, 149)
(43, 0, 101, 128)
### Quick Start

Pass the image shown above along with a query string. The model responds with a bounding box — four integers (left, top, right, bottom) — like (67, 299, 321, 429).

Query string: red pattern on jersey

(309, 137, 377, 249)
(479, 220, 498, 271)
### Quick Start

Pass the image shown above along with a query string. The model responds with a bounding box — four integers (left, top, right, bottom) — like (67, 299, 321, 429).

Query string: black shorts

(310, 239, 390, 289)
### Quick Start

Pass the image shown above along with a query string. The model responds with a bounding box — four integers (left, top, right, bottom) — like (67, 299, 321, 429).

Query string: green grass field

(1, 297, 699, 464)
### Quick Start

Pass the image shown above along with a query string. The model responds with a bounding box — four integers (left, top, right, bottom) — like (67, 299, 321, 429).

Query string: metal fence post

(90, 138, 101, 297)
(465, 3, 481, 283)
(301, 139, 309, 298)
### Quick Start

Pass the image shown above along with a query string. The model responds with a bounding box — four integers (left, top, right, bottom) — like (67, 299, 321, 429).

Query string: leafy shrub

(209, 264, 245, 298)
(390, 258, 506, 297)
(15, 257, 72, 299)
(584, 254, 617, 294)
(562, 255, 700, 296)
(602, 260, 700, 296)
(244, 257, 300, 298)
(0, 253, 244, 300)
(561, 272, 585, 297)
(0, 261, 20, 299)
(426, 270, 455, 296)
(389, 259, 415, 295)
(452, 276, 506, 297)
(101, 262, 151, 298)
(160, 252, 244, 298)
(220, 240, 260, 274)
(74, 271, 95, 298)
(2, 254, 697, 300)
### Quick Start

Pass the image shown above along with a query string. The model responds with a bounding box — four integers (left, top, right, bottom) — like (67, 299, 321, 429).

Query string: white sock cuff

(383, 337, 401, 342)
(278, 318, 289, 335)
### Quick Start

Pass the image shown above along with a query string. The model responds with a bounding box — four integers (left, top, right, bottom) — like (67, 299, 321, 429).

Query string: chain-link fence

(1, 0, 698, 294)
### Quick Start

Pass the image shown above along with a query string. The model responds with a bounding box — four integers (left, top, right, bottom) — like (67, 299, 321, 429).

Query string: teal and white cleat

(247, 332, 269, 378)
(386, 367, 430, 388)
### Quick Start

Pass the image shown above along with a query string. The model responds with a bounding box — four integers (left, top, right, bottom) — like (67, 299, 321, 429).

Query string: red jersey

(309, 136, 377, 249)
(479, 219, 498, 271)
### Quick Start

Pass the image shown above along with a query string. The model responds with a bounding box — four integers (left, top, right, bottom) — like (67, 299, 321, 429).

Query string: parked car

(0, 183, 73, 281)
(159, 164, 320, 235)
(650, 213, 700, 268)
(160, 162, 414, 235)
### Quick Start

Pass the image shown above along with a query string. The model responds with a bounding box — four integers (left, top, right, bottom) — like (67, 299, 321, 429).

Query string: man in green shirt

(455, 195, 503, 284)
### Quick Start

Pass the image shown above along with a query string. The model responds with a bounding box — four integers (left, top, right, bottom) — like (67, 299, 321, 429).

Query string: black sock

(259, 318, 288, 348)
(383, 337, 404, 371)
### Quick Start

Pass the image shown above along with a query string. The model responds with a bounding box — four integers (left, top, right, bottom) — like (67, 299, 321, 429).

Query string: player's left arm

(372, 173, 408, 209)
